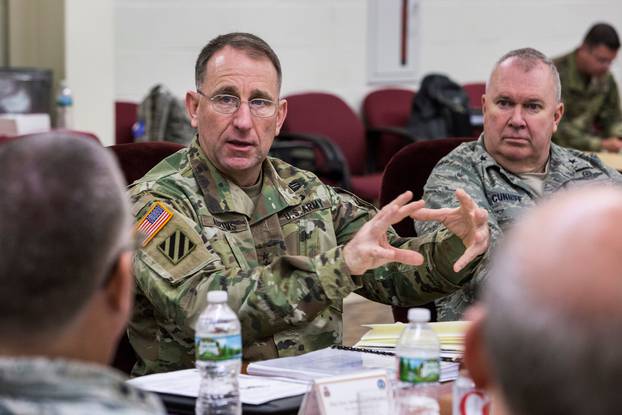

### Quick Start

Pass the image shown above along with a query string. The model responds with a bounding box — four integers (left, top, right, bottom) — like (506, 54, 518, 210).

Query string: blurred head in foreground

(464, 185, 622, 415)
(0, 133, 133, 364)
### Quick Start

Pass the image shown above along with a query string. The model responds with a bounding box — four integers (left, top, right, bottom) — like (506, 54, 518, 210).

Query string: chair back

(283, 92, 367, 175)
(108, 141, 185, 185)
(380, 137, 475, 321)
(462, 82, 486, 110)
(362, 88, 416, 170)
(115, 101, 138, 145)
(363, 88, 415, 129)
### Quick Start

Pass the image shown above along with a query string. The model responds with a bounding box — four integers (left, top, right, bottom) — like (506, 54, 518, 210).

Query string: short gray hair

(195, 32, 282, 91)
(488, 47, 561, 102)
(0, 133, 131, 337)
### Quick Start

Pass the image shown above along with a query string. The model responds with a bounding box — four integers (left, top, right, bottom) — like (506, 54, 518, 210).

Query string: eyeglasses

(197, 90, 277, 118)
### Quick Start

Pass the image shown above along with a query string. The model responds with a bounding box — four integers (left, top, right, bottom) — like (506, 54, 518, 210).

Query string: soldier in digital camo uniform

(0, 134, 164, 414)
(128, 32, 491, 375)
(553, 23, 622, 152)
(416, 48, 622, 321)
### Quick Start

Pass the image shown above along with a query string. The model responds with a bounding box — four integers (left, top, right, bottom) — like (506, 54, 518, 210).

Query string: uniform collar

(478, 134, 551, 175)
(187, 137, 301, 221)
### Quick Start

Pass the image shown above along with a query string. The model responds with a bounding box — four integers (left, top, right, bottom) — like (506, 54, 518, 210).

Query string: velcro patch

(278, 198, 324, 224)
(158, 230, 196, 264)
(136, 202, 173, 246)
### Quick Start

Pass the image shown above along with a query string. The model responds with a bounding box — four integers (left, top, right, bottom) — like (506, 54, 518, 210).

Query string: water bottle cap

(207, 290, 228, 303)
(407, 308, 431, 322)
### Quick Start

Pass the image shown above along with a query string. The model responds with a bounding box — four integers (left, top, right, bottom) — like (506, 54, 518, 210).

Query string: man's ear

(552, 102, 564, 133)
(185, 91, 200, 129)
(274, 99, 288, 137)
(103, 251, 134, 325)
(463, 305, 493, 389)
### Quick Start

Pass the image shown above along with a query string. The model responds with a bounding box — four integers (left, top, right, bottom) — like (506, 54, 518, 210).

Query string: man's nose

(232, 102, 253, 130)
(508, 106, 526, 129)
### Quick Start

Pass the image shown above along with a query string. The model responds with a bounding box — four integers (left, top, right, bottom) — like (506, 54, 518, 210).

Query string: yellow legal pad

(354, 321, 470, 350)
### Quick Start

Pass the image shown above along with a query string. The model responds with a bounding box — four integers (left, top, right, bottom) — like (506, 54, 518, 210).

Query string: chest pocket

(279, 199, 336, 257)
(200, 215, 251, 269)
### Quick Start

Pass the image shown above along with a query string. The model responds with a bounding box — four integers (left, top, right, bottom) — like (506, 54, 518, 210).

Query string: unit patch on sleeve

(157, 230, 196, 264)
(136, 202, 173, 246)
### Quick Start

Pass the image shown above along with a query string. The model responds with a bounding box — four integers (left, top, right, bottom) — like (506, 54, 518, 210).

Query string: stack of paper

(247, 346, 459, 383)
(354, 321, 470, 361)
(127, 369, 309, 405)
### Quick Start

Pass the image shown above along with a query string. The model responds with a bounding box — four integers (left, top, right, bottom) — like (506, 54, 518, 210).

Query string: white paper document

(127, 369, 309, 405)
(247, 347, 459, 382)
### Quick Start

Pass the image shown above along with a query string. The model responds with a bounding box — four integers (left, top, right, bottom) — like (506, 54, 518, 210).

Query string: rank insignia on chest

(136, 201, 173, 246)
(158, 230, 196, 264)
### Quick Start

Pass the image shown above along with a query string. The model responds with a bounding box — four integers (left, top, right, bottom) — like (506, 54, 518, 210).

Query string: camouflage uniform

(553, 50, 622, 151)
(0, 357, 165, 414)
(416, 138, 622, 320)
(128, 138, 480, 375)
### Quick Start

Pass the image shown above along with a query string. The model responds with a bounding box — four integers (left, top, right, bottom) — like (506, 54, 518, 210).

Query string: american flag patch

(136, 202, 173, 246)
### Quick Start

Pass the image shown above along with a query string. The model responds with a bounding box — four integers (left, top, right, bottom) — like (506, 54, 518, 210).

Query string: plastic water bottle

(394, 308, 441, 415)
(452, 369, 491, 415)
(195, 291, 242, 415)
(55, 80, 73, 129)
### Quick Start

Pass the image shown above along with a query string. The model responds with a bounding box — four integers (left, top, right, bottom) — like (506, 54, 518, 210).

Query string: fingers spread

(455, 188, 476, 212)
(411, 207, 455, 221)
(391, 247, 425, 267)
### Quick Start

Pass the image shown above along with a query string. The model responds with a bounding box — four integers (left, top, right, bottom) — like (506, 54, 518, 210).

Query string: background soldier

(553, 23, 622, 152)
(464, 186, 622, 415)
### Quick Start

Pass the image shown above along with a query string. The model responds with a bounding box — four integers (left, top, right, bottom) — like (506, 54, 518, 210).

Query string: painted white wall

(66, 0, 115, 145)
(114, 0, 368, 109)
(114, 0, 622, 115)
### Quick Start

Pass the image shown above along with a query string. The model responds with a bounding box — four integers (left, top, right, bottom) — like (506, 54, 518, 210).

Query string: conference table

(156, 364, 455, 415)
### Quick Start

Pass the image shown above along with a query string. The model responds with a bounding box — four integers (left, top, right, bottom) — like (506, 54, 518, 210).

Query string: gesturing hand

(411, 188, 489, 272)
(343, 191, 426, 275)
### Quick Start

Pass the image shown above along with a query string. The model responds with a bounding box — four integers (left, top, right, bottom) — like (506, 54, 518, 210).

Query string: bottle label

(399, 357, 440, 383)
(195, 334, 242, 362)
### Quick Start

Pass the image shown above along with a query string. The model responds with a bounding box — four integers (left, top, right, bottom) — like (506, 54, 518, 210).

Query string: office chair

(282, 92, 383, 203)
(362, 88, 417, 170)
(115, 101, 138, 145)
(380, 137, 475, 322)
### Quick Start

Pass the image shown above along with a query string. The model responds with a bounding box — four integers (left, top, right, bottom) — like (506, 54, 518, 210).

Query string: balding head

(467, 186, 622, 415)
(497, 185, 622, 318)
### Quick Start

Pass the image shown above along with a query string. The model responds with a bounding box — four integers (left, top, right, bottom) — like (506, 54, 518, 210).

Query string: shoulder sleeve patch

(157, 230, 196, 264)
(136, 201, 174, 246)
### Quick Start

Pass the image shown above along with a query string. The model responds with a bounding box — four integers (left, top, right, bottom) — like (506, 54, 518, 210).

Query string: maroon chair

(282, 92, 382, 203)
(108, 141, 185, 186)
(107, 141, 185, 374)
(462, 83, 486, 137)
(462, 82, 486, 110)
(0, 135, 16, 144)
(380, 137, 475, 322)
(115, 101, 138, 145)
(362, 88, 417, 170)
